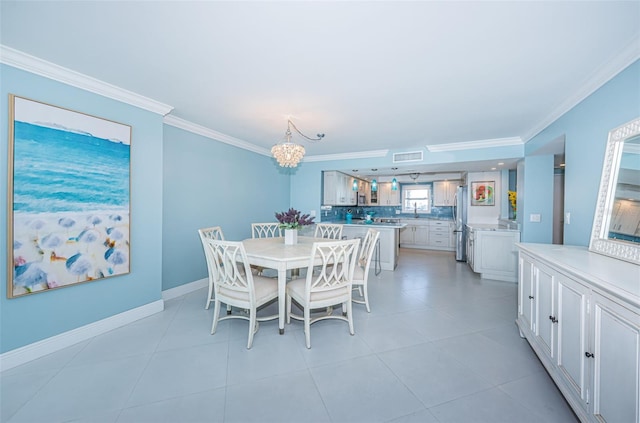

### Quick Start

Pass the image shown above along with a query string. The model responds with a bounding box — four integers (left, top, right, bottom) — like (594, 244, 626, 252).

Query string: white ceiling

(1, 1, 639, 171)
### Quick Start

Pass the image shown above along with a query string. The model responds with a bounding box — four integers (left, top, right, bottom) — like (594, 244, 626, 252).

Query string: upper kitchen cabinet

(323, 171, 357, 206)
(378, 182, 401, 206)
(433, 180, 460, 206)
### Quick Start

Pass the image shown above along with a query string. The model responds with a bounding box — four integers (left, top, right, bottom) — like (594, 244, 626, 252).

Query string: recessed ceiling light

(491, 167, 497, 170)
(391, 167, 398, 170)
(498, 162, 504, 166)
(352, 169, 359, 172)
(371, 168, 378, 171)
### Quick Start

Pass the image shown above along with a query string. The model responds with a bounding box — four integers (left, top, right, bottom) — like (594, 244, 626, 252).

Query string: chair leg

(247, 307, 257, 349)
(304, 307, 311, 349)
(346, 299, 355, 335)
(363, 284, 371, 313)
(286, 294, 291, 324)
(211, 300, 221, 334)
(205, 280, 214, 309)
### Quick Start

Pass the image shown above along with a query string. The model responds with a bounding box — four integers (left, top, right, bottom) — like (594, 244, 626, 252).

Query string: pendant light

(371, 179, 378, 192)
(352, 179, 358, 191)
(271, 119, 325, 168)
(391, 177, 398, 190)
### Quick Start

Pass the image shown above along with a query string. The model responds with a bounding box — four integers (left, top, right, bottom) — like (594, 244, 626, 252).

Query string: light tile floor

(1, 249, 579, 423)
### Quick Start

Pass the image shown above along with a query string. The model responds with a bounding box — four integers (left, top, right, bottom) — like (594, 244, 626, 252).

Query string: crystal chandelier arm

(288, 120, 325, 142)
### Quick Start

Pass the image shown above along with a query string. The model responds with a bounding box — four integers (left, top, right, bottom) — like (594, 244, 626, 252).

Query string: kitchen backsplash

(321, 205, 455, 222)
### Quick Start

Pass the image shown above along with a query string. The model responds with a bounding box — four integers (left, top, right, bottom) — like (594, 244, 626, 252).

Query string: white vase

(284, 229, 298, 245)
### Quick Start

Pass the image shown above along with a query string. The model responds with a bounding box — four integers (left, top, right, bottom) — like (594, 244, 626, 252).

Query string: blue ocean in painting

(13, 121, 130, 213)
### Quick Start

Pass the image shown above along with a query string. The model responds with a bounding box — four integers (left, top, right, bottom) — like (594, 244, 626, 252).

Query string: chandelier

(271, 119, 325, 168)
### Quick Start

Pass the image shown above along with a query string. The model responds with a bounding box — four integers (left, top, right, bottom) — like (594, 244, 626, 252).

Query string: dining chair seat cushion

(287, 278, 350, 303)
(219, 276, 278, 303)
(352, 265, 365, 281)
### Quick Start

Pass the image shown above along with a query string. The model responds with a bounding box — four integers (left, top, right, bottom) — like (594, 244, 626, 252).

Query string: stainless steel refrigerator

(453, 185, 468, 262)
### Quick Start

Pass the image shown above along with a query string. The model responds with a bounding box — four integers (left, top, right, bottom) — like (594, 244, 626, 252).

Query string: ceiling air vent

(393, 151, 423, 163)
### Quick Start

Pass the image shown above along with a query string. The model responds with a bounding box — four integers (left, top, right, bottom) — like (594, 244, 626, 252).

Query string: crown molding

(522, 36, 640, 143)
(304, 149, 390, 162)
(426, 137, 523, 152)
(164, 115, 271, 156)
(0, 45, 173, 116)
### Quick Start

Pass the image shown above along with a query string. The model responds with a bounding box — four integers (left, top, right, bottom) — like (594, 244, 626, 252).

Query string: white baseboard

(0, 300, 164, 372)
(0, 279, 206, 372)
(162, 278, 208, 301)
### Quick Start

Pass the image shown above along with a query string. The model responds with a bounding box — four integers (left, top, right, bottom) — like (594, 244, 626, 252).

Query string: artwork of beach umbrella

(28, 219, 47, 238)
(109, 214, 123, 222)
(76, 228, 101, 251)
(87, 215, 102, 227)
(14, 262, 48, 291)
(105, 247, 128, 274)
(13, 240, 22, 250)
(40, 233, 64, 250)
(66, 253, 93, 282)
(106, 227, 124, 240)
(58, 217, 76, 238)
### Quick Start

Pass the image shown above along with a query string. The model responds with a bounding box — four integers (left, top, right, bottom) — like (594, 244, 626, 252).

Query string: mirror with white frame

(589, 116, 640, 264)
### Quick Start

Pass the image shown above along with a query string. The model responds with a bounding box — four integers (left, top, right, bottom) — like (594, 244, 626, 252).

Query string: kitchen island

(342, 220, 406, 271)
(466, 223, 521, 282)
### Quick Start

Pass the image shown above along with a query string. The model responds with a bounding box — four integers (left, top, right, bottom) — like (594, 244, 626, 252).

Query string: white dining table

(242, 236, 331, 334)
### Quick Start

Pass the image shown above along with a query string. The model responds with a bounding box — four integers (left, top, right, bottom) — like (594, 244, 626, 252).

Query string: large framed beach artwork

(7, 95, 131, 298)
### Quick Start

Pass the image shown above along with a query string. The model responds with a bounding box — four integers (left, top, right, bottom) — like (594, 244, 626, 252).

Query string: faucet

(414, 202, 418, 218)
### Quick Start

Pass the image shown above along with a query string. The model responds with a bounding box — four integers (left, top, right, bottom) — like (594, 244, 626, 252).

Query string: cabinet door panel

(535, 265, 555, 359)
(557, 276, 588, 402)
(518, 255, 534, 331)
(592, 293, 640, 423)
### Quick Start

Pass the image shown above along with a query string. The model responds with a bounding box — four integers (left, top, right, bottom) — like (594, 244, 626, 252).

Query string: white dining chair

(206, 239, 278, 349)
(198, 226, 225, 310)
(251, 223, 282, 277)
(286, 238, 360, 348)
(251, 223, 282, 239)
(314, 223, 344, 240)
(352, 228, 380, 312)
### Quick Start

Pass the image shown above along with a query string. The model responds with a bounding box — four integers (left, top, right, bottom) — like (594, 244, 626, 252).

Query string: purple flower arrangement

(275, 208, 315, 230)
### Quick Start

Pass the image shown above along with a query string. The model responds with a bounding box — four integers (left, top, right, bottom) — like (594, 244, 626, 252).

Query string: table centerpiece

(275, 208, 315, 245)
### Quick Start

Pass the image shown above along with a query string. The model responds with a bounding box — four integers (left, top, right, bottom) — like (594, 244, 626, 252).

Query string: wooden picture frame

(470, 181, 495, 206)
(8, 95, 132, 298)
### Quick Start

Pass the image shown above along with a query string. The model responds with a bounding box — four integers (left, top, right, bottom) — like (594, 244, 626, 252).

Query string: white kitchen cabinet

(399, 220, 429, 248)
(433, 180, 460, 206)
(467, 226, 520, 282)
(427, 220, 454, 251)
(377, 182, 401, 206)
(516, 244, 640, 423)
(323, 171, 356, 206)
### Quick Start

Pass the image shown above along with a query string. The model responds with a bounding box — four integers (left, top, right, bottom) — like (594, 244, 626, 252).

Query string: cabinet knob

(585, 352, 595, 358)
(528, 295, 534, 299)
(549, 315, 558, 323)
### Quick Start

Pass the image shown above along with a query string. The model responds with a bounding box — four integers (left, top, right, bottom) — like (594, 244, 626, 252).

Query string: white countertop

(466, 223, 520, 232)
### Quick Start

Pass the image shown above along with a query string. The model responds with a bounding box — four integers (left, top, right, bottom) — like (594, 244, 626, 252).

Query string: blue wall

(161, 125, 290, 291)
(524, 60, 640, 246)
(521, 155, 554, 243)
(1, 56, 638, 355)
(1, 65, 164, 353)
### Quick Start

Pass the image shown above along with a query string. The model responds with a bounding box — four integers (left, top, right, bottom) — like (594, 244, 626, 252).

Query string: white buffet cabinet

(516, 243, 640, 423)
